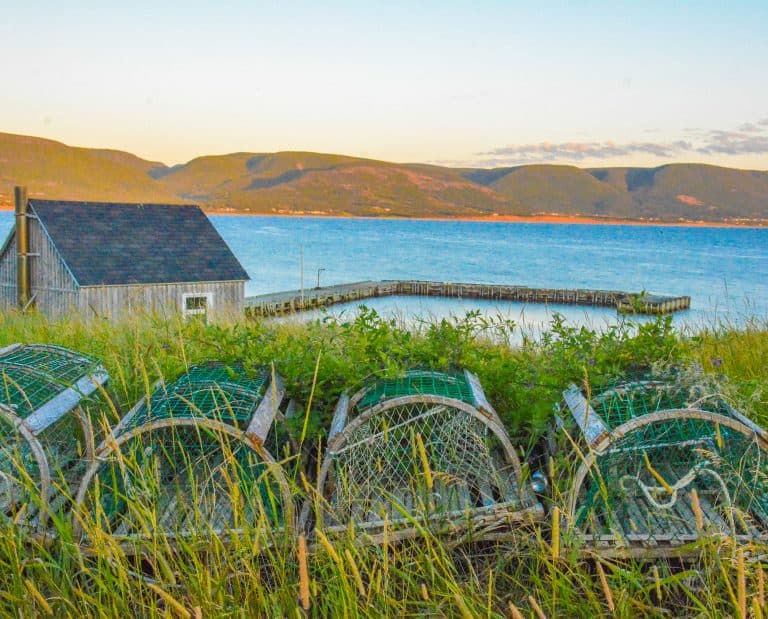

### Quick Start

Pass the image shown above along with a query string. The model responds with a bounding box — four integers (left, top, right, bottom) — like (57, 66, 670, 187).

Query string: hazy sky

(2, 1, 767, 169)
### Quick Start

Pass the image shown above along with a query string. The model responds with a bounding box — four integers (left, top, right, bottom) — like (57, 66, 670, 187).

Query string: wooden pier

(245, 280, 691, 317)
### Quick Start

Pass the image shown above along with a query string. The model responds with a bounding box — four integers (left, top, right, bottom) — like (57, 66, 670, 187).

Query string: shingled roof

(28, 200, 249, 286)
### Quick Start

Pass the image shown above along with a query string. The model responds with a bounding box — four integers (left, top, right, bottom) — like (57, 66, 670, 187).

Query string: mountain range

(1, 132, 766, 223)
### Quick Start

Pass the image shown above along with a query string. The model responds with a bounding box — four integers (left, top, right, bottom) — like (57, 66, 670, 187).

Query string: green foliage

(0, 309, 764, 616)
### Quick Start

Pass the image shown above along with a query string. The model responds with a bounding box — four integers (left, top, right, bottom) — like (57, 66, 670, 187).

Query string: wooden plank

(747, 502, 768, 532)
(657, 501, 692, 540)
(188, 485, 234, 532)
(671, 493, 700, 536)
(433, 480, 458, 512)
(448, 480, 473, 510)
(153, 464, 200, 532)
(600, 506, 627, 539)
(563, 384, 611, 448)
(284, 398, 300, 420)
(463, 370, 495, 419)
(476, 479, 497, 508)
(723, 402, 768, 443)
(0, 343, 22, 358)
(328, 394, 350, 443)
(644, 497, 686, 541)
(623, 496, 652, 538)
(157, 494, 182, 530)
(697, 494, 732, 533)
(734, 510, 763, 539)
(209, 496, 234, 531)
(25, 367, 109, 435)
(245, 375, 285, 443)
(491, 466, 521, 505)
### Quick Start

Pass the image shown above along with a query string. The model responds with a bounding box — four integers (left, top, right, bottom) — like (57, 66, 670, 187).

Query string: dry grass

(0, 308, 764, 616)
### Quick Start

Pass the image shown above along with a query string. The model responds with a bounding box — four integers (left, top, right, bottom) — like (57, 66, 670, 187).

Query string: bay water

(1, 212, 765, 332)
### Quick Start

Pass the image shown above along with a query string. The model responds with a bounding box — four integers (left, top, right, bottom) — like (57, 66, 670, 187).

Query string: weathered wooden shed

(0, 187, 249, 320)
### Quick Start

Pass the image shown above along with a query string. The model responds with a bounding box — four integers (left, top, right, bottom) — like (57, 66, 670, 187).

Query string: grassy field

(0, 307, 766, 617)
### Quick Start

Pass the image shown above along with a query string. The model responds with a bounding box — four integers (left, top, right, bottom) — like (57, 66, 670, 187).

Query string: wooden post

(14, 186, 30, 309)
(300, 244, 304, 308)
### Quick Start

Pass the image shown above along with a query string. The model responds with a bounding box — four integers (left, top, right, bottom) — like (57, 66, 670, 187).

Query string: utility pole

(300, 244, 304, 307)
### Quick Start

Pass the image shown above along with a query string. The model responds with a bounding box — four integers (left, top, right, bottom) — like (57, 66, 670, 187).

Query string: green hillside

(1, 132, 766, 223)
(589, 164, 768, 221)
(470, 165, 623, 216)
(0, 133, 176, 205)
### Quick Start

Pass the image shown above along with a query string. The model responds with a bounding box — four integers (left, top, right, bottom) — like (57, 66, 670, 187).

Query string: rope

(620, 463, 736, 535)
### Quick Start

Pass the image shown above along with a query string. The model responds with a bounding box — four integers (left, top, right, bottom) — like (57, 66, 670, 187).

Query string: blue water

(1, 212, 766, 329)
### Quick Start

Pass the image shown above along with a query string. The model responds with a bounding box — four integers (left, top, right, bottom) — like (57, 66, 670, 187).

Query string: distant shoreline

(203, 210, 768, 228)
(1, 205, 765, 228)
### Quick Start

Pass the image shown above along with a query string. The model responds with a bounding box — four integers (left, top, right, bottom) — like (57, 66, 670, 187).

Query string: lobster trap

(0, 343, 108, 532)
(306, 369, 543, 544)
(557, 373, 768, 558)
(74, 362, 295, 552)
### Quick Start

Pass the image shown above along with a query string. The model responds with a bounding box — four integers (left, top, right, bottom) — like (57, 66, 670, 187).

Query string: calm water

(2, 212, 766, 330)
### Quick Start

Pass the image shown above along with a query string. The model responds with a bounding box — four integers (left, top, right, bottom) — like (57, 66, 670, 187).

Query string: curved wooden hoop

(348, 383, 374, 410)
(566, 407, 768, 520)
(73, 405, 96, 463)
(73, 416, 294, 541)
(0, 404, 51, 532)
(304, 393, 525, 532)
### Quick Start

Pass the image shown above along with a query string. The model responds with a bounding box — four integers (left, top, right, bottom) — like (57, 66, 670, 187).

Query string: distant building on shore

(0, 187, 249, 320)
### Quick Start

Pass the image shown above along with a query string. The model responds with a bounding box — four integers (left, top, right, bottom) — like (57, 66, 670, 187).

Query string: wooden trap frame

(0, 343, 108, 533)
(74, 362, 295, 553)
(304, 369, 543, 544)
(556, 372, 768, 558)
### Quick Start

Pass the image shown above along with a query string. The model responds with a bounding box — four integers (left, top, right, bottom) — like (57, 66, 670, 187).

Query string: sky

(1, 0, 767, 169)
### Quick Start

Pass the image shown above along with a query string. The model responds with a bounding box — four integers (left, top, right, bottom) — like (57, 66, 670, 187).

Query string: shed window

(182, 292, 213, 320)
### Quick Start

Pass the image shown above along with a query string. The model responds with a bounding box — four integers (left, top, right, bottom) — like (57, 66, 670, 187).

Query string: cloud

(737, 122, 763, 133)
(697, 127, 768, 155)
(472, 118, 768, 165)
(478, 139, 693, 164)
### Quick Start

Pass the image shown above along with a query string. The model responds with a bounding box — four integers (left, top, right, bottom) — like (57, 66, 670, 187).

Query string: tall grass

(0, 307, 765, 617)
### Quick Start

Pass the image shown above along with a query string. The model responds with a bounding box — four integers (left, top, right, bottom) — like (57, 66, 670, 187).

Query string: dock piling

(244, 280, 690, 318)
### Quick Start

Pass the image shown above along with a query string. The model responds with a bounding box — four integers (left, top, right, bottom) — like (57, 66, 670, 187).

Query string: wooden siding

(76, 280, 245, 320)
(0, 219, 80, 316)
(0, 233, 17, 311)
(29, 218, 79, 316)
(0, 218, 245, 320)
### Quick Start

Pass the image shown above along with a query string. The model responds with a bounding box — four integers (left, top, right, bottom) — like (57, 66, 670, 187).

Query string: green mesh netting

(84, 363, 289, 539)
(122, 363, 270, 432)
(0, 344, 102, 418)
(327, 372, 524, 530)
(355, 370, 476, 412)
(0, 345, 102, 525)
(0, 413, 90, 523)
(92, 425, 285, 535)
(591, 379, 734, 431)
(573, 380, 768, 545)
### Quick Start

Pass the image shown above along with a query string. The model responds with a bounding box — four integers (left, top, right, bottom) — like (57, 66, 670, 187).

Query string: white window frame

(182, 292, 213, 320)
